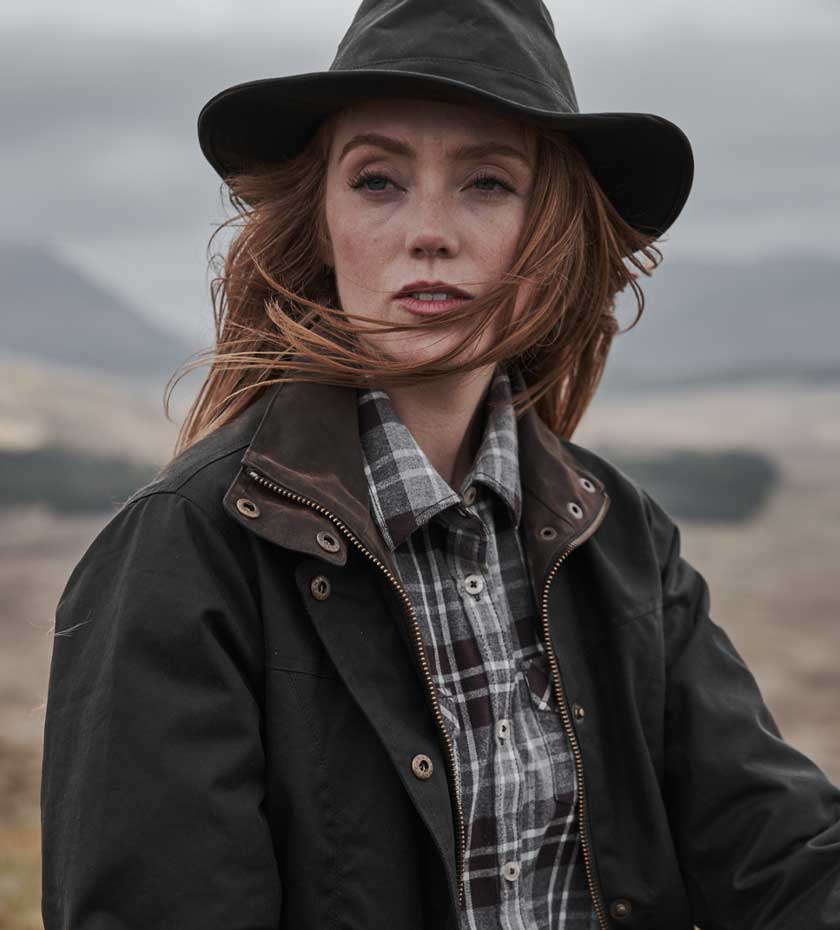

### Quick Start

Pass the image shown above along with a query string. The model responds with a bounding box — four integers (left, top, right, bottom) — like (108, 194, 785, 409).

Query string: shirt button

(463, 574, 484, 596)
(502, 860, 521, 882)
(462, 485, 478, 506)
(496, 718, 511, 741)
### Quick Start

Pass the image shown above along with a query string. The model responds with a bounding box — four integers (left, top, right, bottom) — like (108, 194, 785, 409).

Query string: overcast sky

(4, 0, 839, 341)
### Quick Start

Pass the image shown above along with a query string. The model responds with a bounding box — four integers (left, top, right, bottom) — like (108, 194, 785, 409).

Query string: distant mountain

(600, 254, 840, 391)
(0, 243, 194, 376)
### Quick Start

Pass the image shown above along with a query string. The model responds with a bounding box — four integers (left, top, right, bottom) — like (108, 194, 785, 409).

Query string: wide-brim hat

(198, 0, 694, 246)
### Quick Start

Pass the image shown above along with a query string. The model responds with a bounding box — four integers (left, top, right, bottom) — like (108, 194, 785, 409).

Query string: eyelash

(347, 168, 515, 196)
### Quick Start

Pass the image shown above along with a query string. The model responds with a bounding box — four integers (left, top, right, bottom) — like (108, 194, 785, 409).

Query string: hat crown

(330, 0, 579, 114)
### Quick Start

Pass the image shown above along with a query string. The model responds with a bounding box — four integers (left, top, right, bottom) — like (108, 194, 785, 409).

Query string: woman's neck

(384, 364, 496, 492)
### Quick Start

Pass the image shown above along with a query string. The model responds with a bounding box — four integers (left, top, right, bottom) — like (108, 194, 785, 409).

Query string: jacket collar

(222, 371, 610, 592)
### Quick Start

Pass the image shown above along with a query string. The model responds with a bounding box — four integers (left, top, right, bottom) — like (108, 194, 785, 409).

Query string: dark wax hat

(198, 0, 694, 243)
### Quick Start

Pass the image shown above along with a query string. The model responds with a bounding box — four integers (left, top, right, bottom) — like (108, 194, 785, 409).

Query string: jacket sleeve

(40, 490, 281, 930)
(641, 489, 840, 930)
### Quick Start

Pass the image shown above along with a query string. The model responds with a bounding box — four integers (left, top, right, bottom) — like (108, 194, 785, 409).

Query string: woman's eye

(471, 172, 514, 194)
(348, 170, 395, 193)
(347, 170, 514, 195)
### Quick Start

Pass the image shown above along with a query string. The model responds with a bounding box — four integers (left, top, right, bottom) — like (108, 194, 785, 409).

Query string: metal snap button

(538, 525, 557, 541)
(236, 497, 260, 518)
(462, 485, 477, 506)
(579, 476, 596, 493)
(411, 753, 434, 780)
(567, 501, 583, 519)
(316, 530, 341, 553)
(572, 703, 585, 720)
(463, 574, 484, 596)
(609, 898, 632, 920)
(310, 575, 331, 601)
(502, 860, 521, 882)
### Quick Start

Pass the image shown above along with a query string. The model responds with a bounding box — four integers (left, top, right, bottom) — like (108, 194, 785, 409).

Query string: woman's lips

(394, 295, 473, 315)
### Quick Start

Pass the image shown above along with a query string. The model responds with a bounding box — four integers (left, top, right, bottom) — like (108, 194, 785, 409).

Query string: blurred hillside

(602, 253, 840, 391)
(0, 357, 178, 463)
(0, 244, 196, 376)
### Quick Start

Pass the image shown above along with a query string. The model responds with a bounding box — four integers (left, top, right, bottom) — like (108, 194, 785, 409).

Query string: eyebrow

(337, 132, 532, 168)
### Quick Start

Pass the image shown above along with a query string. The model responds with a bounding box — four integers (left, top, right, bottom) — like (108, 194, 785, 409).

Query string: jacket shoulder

(56, 394, 272, 622)
(120, 387, 274, 526)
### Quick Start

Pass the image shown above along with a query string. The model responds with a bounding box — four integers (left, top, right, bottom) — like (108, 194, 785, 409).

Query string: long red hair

(163, 105, 662, 461)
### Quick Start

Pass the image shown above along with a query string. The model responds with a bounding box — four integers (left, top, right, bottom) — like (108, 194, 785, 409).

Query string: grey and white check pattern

(357, 363, 599, 929)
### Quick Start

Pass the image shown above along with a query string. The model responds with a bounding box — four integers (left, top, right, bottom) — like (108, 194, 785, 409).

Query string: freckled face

(322, 97, 536, 369)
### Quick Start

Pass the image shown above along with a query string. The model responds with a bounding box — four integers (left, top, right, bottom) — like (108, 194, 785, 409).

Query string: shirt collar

(357, 363, 523, 551)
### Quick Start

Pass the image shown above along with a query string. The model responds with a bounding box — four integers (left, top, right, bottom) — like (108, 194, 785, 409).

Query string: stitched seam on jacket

(118, 488, 249, 545)
(267, 662, 339, 680)
(580, 597, 664, 654)
(124, 442, 251, 506)
(610, 597, 663, 631)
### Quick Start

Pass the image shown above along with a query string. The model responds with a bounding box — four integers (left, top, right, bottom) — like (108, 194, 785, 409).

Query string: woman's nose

(405, 212, 459, 258)
(410, 235, 452, 258)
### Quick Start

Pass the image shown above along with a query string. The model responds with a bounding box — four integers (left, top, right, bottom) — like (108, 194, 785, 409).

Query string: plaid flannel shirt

(357, 363, 599, 929)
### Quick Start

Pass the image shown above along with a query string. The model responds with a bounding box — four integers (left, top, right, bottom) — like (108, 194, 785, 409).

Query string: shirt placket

(452, 496, 529, 930)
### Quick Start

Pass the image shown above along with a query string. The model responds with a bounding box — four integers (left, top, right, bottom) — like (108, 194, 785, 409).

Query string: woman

(40, 1, 840, 928)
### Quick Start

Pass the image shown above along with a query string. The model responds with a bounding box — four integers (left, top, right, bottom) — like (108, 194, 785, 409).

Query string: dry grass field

(1, 378, 838, 928)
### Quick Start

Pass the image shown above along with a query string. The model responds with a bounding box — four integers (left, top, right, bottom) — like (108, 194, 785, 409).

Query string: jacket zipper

(244, 466, 468, 910)
(539, 494, 611, 930)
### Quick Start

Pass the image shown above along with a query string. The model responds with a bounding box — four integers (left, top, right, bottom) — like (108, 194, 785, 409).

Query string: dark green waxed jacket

(40, 375, 840, 930)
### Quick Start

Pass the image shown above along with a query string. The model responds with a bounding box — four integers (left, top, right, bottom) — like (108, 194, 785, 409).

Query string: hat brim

(198, 69, 694, 242)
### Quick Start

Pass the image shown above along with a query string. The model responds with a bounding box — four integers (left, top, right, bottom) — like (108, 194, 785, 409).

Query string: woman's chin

(362, 335, 472, 370)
